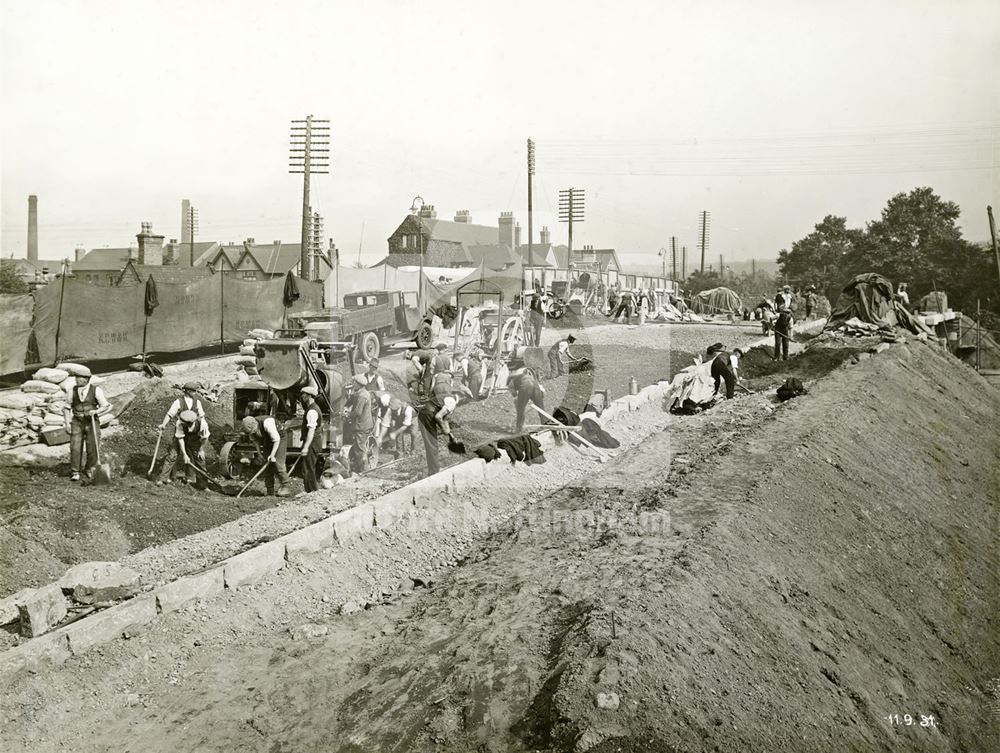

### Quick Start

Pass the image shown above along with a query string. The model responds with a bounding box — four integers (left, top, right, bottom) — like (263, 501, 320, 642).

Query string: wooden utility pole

(681, 246, 687, 280)
(670, 236, 677, 280)
(289, 115, 330, 280)
(698, 210, 710, 273)
(527, 139, 535, 266)
(988, 206, 1000, 288)
(187, 204, 199, 266)
(559, 188, 585, 258)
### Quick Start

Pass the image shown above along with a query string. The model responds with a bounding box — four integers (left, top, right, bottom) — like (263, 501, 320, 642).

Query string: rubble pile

(0, 366, 114, 448)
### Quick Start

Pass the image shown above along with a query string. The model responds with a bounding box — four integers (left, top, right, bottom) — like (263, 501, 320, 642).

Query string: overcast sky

(2, 0, 997, 269)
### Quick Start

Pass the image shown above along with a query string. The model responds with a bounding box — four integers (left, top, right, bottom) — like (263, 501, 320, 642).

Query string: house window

(242, 271, 257, 280)
(400, 235, 408, 249)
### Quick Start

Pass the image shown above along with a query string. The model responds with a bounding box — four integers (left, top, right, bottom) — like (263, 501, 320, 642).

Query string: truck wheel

(415, 321, 433, 349)
(219, 441, 240, 479)
(360, 331, 381, 361)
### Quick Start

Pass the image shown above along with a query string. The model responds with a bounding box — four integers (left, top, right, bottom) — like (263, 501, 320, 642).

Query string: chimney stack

(74, 246, 86, 263)
(136, 222, 164, 265)
(181, 199, 192, 244)
(27, 195, 38, 262)
(540, 226, 551, 245)
(418, 204, 437, 219)
(454, 209, 471, 223)
(514, 222, 522, 250)
(163, 239, 180, 266)
(498, 212, 514, 249)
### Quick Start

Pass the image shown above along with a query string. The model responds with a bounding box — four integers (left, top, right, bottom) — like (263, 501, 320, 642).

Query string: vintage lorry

(284, 290, 456, 361)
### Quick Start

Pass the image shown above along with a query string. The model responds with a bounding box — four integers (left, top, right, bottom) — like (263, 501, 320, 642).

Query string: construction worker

(239, 412, 292, 496)
(161, 409, 210, 487)
(528, 293, 545, 346)
(706, 344, 743, 400)
(432, 342, 453, 374)
(461, 350, 484, 401)
(548, 334, 581, 378)
(509, 367, 545, 433)
(343, 374, 374, 470)
(432, 368, 454, 402)
(363, 358, 386, 392)
(298, 384, 324, 493)
(804, 286, 817, 319)
(62, 366, 111, 482)
(375, 392, 417, 455)
(775, 285, 794, 312)
(159, 382, 205, 430)
(773, 306, 793, 361)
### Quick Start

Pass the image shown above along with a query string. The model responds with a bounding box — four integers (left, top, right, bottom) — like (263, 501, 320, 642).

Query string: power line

(289, 115, 330, 280)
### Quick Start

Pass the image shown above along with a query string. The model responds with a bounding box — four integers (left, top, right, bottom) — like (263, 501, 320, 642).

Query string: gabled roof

(466, 244, 518, 270)
(177, 242, 220, 266)
(418, 218, 498, 247)
(1, 257, 45, 274)
(73, 247, 133, 271)
(250, 242, 303, 275)
(117, 260, 214, 286)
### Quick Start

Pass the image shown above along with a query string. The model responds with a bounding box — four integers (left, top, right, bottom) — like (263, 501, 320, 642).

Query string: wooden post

(977, 299, 981, 372)
(53, 260, 68, 363)
(989, 206, 1000, 288)
(219, 268, 225, 355)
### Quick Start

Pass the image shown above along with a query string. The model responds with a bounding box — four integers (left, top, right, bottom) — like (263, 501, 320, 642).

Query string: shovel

(147, 426, 164, 478)
(185, 458, 229, 495)
(90, 414, 112, 484)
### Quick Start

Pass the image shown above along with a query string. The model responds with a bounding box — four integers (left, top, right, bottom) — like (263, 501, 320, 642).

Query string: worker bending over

(706, 344, 743, 400)
(164, 410, 210, 488)
(240, 412, 292, 497)
(62, 366, 111, 482)
(461, 350, 484, 401)
(509, 367, 545, 433)
(548, 334, 581, 378)
(375, 392, 417, 455)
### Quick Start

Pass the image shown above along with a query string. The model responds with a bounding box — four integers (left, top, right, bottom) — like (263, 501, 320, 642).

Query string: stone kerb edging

(0, 379, 674, 684)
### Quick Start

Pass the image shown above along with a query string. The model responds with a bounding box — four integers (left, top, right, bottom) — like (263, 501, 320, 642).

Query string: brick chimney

(418, 204, 437, 219)
(498, 212, 514, 249)
(454, 210, 471, 223)
(27, 195, 38, 262)
(514, 222, 522, 250)
(181, 199, 192, 244)
(74, 246, 86, 263)
(540, 226, 551, 245)
(136, 222, 164, 265)
(163, 239, 179, 266)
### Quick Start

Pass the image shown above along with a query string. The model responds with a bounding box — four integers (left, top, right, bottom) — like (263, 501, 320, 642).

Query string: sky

(1, 0, 998, 271)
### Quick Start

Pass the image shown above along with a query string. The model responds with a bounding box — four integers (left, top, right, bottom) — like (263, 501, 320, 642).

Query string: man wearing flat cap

(159, 381, 206, 431)
(297, 384, 324, 492)
(62, 366, 111, 482)
(240, 409, 292, 497)
(167, 409, 211, 488)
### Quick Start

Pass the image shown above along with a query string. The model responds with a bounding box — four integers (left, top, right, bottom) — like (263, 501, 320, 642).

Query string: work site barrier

(5, 274, 321, 375)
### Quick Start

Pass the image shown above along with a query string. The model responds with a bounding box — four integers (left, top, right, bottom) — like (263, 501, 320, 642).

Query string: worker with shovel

(240, 413, 293, 497)
(166, 410, 211, 488)
(62, 366, 111, 482)
(773, 306, 793, 361)
(706, 343, 744, 400)
(548, 334, 582, 378)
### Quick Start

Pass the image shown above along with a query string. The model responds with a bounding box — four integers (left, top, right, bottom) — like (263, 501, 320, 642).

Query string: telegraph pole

(310, 210, 324, 280)
(527, 139, 535, 267)
(682, 246, 688, 280)
(558, 188, 585, 258)
(188, 204, 199, 266)
(698, 210, 711, 273)
(289, 115, 330, 280)
(670, 236, 678, 280)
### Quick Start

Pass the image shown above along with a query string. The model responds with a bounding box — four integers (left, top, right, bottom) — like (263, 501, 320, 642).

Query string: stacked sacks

(0, 364, 112, 447)
(236, 329, 273, 381)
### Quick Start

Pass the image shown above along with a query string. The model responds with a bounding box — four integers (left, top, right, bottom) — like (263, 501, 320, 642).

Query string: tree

(850, 187, 964, 293)
(777, 215, 863, 301)
(0, 261, 29, 294)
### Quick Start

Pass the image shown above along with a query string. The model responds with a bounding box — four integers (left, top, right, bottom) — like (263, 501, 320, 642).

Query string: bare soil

(2, 337, 996, 752)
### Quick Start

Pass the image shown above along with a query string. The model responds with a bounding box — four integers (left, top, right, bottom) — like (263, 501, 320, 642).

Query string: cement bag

(90, 375, 106, 385)
(235, 356, 256, 367)
(56, 362, 91, 378)
(0, 392, 46, 410)
(43, 413, 64, 426)
(239, 345, 256, 356)
(22, 380, 62, 394)
(47, 400, 69, 413)
(27, 416, 44, 429)
(248, 328, 274, 340)
(0, 407, 25, 421)
(33, 367, 69, 384)
(242, 339, 257, 347)
(59, 377, 77, 393)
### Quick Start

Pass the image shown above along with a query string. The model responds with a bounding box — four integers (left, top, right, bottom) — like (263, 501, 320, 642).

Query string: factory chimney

(27, 195, 38, 262)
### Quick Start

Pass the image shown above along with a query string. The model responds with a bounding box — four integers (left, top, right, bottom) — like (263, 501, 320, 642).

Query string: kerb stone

(331, 504, 374, 543)
(18, 583, 68, 637)
(372, 491, 414, 529)
(223, 540, 286, 589)
(155, 568, 224, 614)
(0, 632, 70, 684)
(64, 595, 157, 655)
(282, 519, 335, 559)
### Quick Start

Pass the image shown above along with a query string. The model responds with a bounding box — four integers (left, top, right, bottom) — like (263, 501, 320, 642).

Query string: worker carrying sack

(776, 378, 807, 402)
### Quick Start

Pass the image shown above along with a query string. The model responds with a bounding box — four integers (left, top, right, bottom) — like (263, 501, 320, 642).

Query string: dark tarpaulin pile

(826, 273, 929, 335)
(690, 286, 743, 316)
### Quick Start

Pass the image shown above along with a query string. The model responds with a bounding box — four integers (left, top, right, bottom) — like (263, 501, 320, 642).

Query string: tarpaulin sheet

(33, 277, 145, 363)
(30, 273, 323, 365)
(0, 294, 35, 375)
(324, 264, 452, 316)
(690, 286, 743, 315)
(827, 273, 898, 330)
